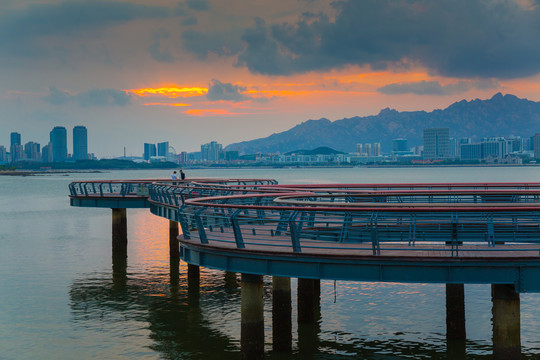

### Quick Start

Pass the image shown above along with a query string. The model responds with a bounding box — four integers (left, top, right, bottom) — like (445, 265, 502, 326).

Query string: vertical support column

(492, 284, 521, 360)
(298, 278, 320, 356)
(446, 284, 466, 358)
(446, 284, 466, 339)
(112, 208, 127, 256)
(241, 273, 264, 360)
(187, 264, 200, 306)
(298, 278, 315, 323)
(272, 276, 292, 352)
(169, 220, 180, 261)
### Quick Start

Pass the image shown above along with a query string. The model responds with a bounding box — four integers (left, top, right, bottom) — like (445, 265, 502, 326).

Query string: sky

(3, 0, 540, 157)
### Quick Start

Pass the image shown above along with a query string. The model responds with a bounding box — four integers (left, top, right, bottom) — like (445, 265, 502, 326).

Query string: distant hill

(225, 93, 540, 154)
(284, 146, 344, 155)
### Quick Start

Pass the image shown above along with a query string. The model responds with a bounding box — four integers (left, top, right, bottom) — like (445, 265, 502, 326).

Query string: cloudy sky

(3, 0, 540, 157)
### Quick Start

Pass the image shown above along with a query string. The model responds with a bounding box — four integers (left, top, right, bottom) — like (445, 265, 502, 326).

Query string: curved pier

(69, 178, 540, 358)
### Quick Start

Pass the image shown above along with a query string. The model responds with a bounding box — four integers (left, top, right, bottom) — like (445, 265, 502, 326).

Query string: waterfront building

(143, 143, 157, 161)
(373, 143, 381, 156)
(50, 126, 67, 162)
(42, 142, 53, 163)
(423, 128, 450, 160)
(179, 151, 188, 163)
(534, 134, 540, 159)
(460, 143, 482, 161)
(481, 137, 508, 159)
(201, 141, 222, 162)
(356, 143, 363, 155)
(364, 143, 372, 156)
(24, 141, 41, 161)
(157, 141, 169, 158)
(0, 145, 7, 163)
(10, 132, 21, 162)
(392, 138, 408, 152)
(73, 126, 88, 161)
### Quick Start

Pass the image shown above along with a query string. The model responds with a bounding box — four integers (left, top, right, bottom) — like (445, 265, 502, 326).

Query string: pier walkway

(69, 178, 540, 292)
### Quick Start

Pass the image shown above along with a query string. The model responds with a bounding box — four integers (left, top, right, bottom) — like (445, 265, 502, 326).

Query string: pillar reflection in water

(241, 273, 264, 360)
(446, 283, 466, 359)
(272, 276, 292, 353)
(297, 278, 321, 357)
(187, 264, 200, 307)
(492, 284, 521, 360)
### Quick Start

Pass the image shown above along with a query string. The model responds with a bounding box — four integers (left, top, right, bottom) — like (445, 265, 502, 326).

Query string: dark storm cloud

(186, 0, 210, 11)
(206, 80, 247, 102)
(0, 0, 174, 59)
(181, 16, 198, 26)
(234, 0, 540, 79)
(182, 30, 243, 59)
(44, 87, 132, 107)
(149, 29, 174, 63)
(377, 79, 500, 96)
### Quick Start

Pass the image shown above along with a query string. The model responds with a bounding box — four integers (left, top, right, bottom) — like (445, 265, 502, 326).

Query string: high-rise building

(0, 146, 7, 163)
(42, 142, 53, 163)
(24, 142, 41, 161)
(356, 143, 363, 155)
(373, 143, 381, 156)
(157, 141, 169, 157)
(73, 126, 88, 161)
(460, 143, 482, 160)
(533, 134, 540, 159)
(10, 132, 21, 162)
(144, 143, 157, 160)
(423, 128, 449, 160)
(50, 126, 67, 162)
(392, 139, 408, 152)
(364, 143, 372, 156)
(201, 141, 222, 162)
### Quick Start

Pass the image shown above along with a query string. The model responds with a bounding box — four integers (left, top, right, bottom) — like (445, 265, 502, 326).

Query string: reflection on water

(4, 168, 540, 359)
(68, 208, 540, 359)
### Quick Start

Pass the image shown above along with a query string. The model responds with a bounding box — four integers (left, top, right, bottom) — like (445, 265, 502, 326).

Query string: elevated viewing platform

(69, 178, 540, 358)
(69, 178, 540, 292)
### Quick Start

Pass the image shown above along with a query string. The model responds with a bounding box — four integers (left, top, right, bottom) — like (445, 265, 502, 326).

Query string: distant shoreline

(0, 170, 103, 176)
(1, 163, 539, 176)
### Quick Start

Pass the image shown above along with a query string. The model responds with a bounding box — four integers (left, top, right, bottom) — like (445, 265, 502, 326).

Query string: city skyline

(3, 1, 540, 157)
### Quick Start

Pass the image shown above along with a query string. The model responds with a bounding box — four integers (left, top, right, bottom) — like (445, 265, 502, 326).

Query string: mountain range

(224, 93, 540, 154)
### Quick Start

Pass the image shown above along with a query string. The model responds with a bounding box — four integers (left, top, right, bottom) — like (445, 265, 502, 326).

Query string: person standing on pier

(171, 171, 178, 185)
(180, 170, 185, 180)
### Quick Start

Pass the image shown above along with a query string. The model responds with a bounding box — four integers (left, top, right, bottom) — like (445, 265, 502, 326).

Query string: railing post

(194, 208, 208, 244)
(288, 211, 301, 253)
(178, 205, 191, 239)
(231, 209, 245, 249)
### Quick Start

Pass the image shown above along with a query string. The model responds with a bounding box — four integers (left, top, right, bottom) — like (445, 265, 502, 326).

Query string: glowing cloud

(130, 87, 207, 98)
(185, 109, 239, 116)
(143, 102, 191, 107)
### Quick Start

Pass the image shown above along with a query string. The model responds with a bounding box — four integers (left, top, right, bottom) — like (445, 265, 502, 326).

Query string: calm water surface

(2, 167, 540, 359)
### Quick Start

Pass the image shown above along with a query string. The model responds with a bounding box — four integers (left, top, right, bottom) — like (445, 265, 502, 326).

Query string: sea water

(1, 166, 540, 359)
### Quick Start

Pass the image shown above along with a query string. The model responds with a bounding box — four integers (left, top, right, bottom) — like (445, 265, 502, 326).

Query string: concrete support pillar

(241, 273, 264, 360)
(492, 284, 521, 360)
(169, 220, 180, 261)
(224, 271, 238, 288)
(446, 284, 466, 339)
(446, 284, 466, 358)
(272, 276, 292, 352)
(187, 264, 200, 305)
(298, 278, 316, 323)
(112, 208, 127, 256)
